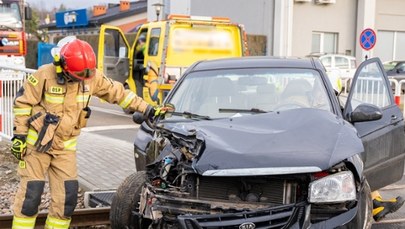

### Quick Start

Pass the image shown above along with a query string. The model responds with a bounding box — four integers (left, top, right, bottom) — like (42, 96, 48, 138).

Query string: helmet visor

(67, 68, 96, 81)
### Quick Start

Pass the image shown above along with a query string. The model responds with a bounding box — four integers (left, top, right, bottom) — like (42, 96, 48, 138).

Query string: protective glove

(11, 135, 27, 160)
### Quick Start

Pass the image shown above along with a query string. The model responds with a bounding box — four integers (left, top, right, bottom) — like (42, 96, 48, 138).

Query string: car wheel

(110, 171, 149, 229)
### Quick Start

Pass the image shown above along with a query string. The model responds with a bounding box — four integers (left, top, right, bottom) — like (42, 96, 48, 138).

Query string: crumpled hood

(164, 109, 364, 175)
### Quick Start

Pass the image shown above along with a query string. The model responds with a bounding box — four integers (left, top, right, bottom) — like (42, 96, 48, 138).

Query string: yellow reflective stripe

(13, 107, 32, 116)
(26, 128, 38, 146)
(76, 94, 90, 103)
(45, 216, 71, 229)
(64, 138, 77, 151)
(119, 92, 136, 109)
(45, 93, 64, 104)
(12, 216, 36, 229)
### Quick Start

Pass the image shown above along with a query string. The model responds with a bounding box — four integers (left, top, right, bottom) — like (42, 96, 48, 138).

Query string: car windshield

(167, 68, 332, 119)
(383, 61, 398, 71)
(0, 3, 22, 30)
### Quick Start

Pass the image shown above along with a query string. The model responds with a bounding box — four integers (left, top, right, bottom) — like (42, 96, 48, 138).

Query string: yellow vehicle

(97, 14, 249, 105)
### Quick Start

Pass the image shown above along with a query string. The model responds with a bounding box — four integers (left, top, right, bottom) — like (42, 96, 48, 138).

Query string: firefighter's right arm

(13, 71, 45, 136)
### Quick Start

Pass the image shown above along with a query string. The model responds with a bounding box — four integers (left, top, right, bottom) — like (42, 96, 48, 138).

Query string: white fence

(0, 64, 36, 140)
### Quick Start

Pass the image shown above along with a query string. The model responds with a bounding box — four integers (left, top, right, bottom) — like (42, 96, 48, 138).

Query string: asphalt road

(87, 98, 405, 228)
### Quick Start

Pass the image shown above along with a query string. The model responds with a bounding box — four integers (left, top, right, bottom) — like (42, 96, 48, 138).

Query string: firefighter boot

(373, 196, 405, 221)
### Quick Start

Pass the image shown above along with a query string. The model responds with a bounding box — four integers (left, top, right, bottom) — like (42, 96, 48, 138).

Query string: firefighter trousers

(12, 147, 78, 228)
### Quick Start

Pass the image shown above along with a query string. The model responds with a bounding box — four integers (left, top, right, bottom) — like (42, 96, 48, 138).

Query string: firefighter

(10, 38, 168, 229)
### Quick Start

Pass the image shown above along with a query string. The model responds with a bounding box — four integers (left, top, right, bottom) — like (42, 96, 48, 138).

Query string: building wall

(374, 0, 405, 62)
(292, 0, 357, 58)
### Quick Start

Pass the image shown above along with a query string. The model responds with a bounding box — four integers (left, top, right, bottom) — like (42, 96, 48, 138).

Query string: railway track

(0, 207, 110, 228)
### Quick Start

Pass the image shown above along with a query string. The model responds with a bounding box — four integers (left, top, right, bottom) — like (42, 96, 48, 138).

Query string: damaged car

(110, 57, 405, 228)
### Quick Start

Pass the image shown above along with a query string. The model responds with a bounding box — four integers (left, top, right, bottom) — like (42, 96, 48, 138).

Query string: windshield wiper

(219, 108, 268, 113)
(169, 111, 211, 120)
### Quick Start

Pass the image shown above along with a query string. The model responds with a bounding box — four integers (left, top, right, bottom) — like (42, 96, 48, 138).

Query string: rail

(0, 207, 110, 229)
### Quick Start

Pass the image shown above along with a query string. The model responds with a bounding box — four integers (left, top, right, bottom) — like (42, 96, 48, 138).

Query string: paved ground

(76, 130, 137, 191)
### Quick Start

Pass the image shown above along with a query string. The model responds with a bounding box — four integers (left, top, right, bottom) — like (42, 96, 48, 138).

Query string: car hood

(160, 109, 364, 176)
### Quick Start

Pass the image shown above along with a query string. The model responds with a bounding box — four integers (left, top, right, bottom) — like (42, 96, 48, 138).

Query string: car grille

(177, 203, 305, 229)
(197, 176, 297, 204)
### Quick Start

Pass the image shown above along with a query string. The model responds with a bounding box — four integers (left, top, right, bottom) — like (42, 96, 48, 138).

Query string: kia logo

(239, 222, 256, 229)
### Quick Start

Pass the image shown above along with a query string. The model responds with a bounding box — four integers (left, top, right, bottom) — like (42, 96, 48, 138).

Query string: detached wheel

(110, 171, 148, 229)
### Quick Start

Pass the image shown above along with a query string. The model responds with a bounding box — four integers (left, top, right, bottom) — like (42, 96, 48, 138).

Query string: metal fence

(0, 65, 36, 140)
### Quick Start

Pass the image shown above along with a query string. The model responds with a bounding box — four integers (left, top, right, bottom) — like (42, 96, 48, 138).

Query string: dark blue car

(110, 57, 405, 229)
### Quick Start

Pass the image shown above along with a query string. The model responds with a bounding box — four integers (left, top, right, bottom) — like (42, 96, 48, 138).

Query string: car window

(383, 61, 397, 71)
(167, 68, 332, 119)
(320, 57, 331, 68)
(335, 56, 349, 69)
(349, 62, 391, 109)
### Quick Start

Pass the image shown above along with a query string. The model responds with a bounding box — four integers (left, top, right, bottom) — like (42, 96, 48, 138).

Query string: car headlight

(308, 171, 356, 203)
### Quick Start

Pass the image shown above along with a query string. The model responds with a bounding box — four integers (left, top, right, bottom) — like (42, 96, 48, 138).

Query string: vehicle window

(335, 57, 349, 69)
(398, 63, 405, 72)
(320, 57, 331, 68)
(350, 59, 357, 69)
(383, 61, 397, 71)
(350, 62, 390, 109)
(104, 29, 127, 57)
(167, 68, 332, 119)
(148, 28, 161, 56)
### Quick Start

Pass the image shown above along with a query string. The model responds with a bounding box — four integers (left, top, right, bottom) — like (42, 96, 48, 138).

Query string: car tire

(109, 171, 149, 229)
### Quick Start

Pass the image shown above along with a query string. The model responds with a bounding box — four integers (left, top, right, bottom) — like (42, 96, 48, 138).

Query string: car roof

(190, 56, 323, 72)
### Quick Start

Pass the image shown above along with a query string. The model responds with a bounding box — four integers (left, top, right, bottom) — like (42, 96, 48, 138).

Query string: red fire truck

(0, 0, 31, 71)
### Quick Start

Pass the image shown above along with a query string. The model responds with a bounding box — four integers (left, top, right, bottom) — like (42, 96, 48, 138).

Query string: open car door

(343, 57, 405, 191)
(97, 25, 131, 84)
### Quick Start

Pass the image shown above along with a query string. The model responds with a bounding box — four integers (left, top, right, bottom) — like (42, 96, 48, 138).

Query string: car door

(97, 25, 131, 84)
(343, 57, 405, 191)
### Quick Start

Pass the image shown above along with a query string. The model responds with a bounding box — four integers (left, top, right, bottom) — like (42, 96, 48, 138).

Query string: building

(41, 0, 147, 43)
(149, 0, 405, 63)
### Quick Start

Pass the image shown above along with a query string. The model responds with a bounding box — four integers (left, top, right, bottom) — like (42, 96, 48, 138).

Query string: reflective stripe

(27, 128, 77, 151)
(12, 216, 36, 229)
(119, 92, 136, 109)
(45, 93, 64, 104)
(76, 94, 90, 103)
(64, 138, 77, 151)
(26, 128, 38, 146)
(45, 216, 71, 229)
(13, 107, 32, 116)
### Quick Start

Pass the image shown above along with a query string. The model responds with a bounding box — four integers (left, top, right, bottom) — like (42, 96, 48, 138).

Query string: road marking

(82, 124, 139, 132)
(90, 106, 132, 117)
(374, 218, 405, 224)
(380, 184, 405, 190)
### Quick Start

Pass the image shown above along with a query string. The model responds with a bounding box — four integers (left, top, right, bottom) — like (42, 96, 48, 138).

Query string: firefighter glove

(11, 135, 27, 160)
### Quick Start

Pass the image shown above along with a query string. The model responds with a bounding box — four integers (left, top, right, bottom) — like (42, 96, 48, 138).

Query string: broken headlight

(308, 171, 356, 203)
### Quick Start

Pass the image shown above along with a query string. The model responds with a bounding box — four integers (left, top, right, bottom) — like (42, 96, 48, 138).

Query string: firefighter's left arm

(13, 70, 46, 135)
(92, 70, 149, 113)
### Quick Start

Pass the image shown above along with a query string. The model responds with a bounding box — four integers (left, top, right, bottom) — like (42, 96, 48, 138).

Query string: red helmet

(60, 39, 96, 81)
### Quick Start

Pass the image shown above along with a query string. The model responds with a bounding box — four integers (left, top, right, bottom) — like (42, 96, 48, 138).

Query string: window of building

(311, 32, 338, 54)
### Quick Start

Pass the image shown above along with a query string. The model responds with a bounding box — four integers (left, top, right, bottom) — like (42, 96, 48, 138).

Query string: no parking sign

(360, 28, 377, 51)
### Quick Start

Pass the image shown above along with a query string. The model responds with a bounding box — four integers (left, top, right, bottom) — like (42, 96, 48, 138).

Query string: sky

(26, 0, 120, 11)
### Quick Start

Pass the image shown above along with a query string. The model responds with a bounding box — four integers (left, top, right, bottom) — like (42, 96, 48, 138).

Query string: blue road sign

(360, 28, 376, 51)
(56, 9, 88, 28)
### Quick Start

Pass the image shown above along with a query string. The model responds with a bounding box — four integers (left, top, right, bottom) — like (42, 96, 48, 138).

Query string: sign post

(359, 28, 377, 60)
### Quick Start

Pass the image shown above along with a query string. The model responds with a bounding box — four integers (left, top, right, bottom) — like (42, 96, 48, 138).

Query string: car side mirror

(350, 103, 382, 123)
(132, 112, 145, 124)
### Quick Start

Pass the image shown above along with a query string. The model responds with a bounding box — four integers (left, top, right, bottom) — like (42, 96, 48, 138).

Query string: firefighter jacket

(13, 63, 149, 152)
